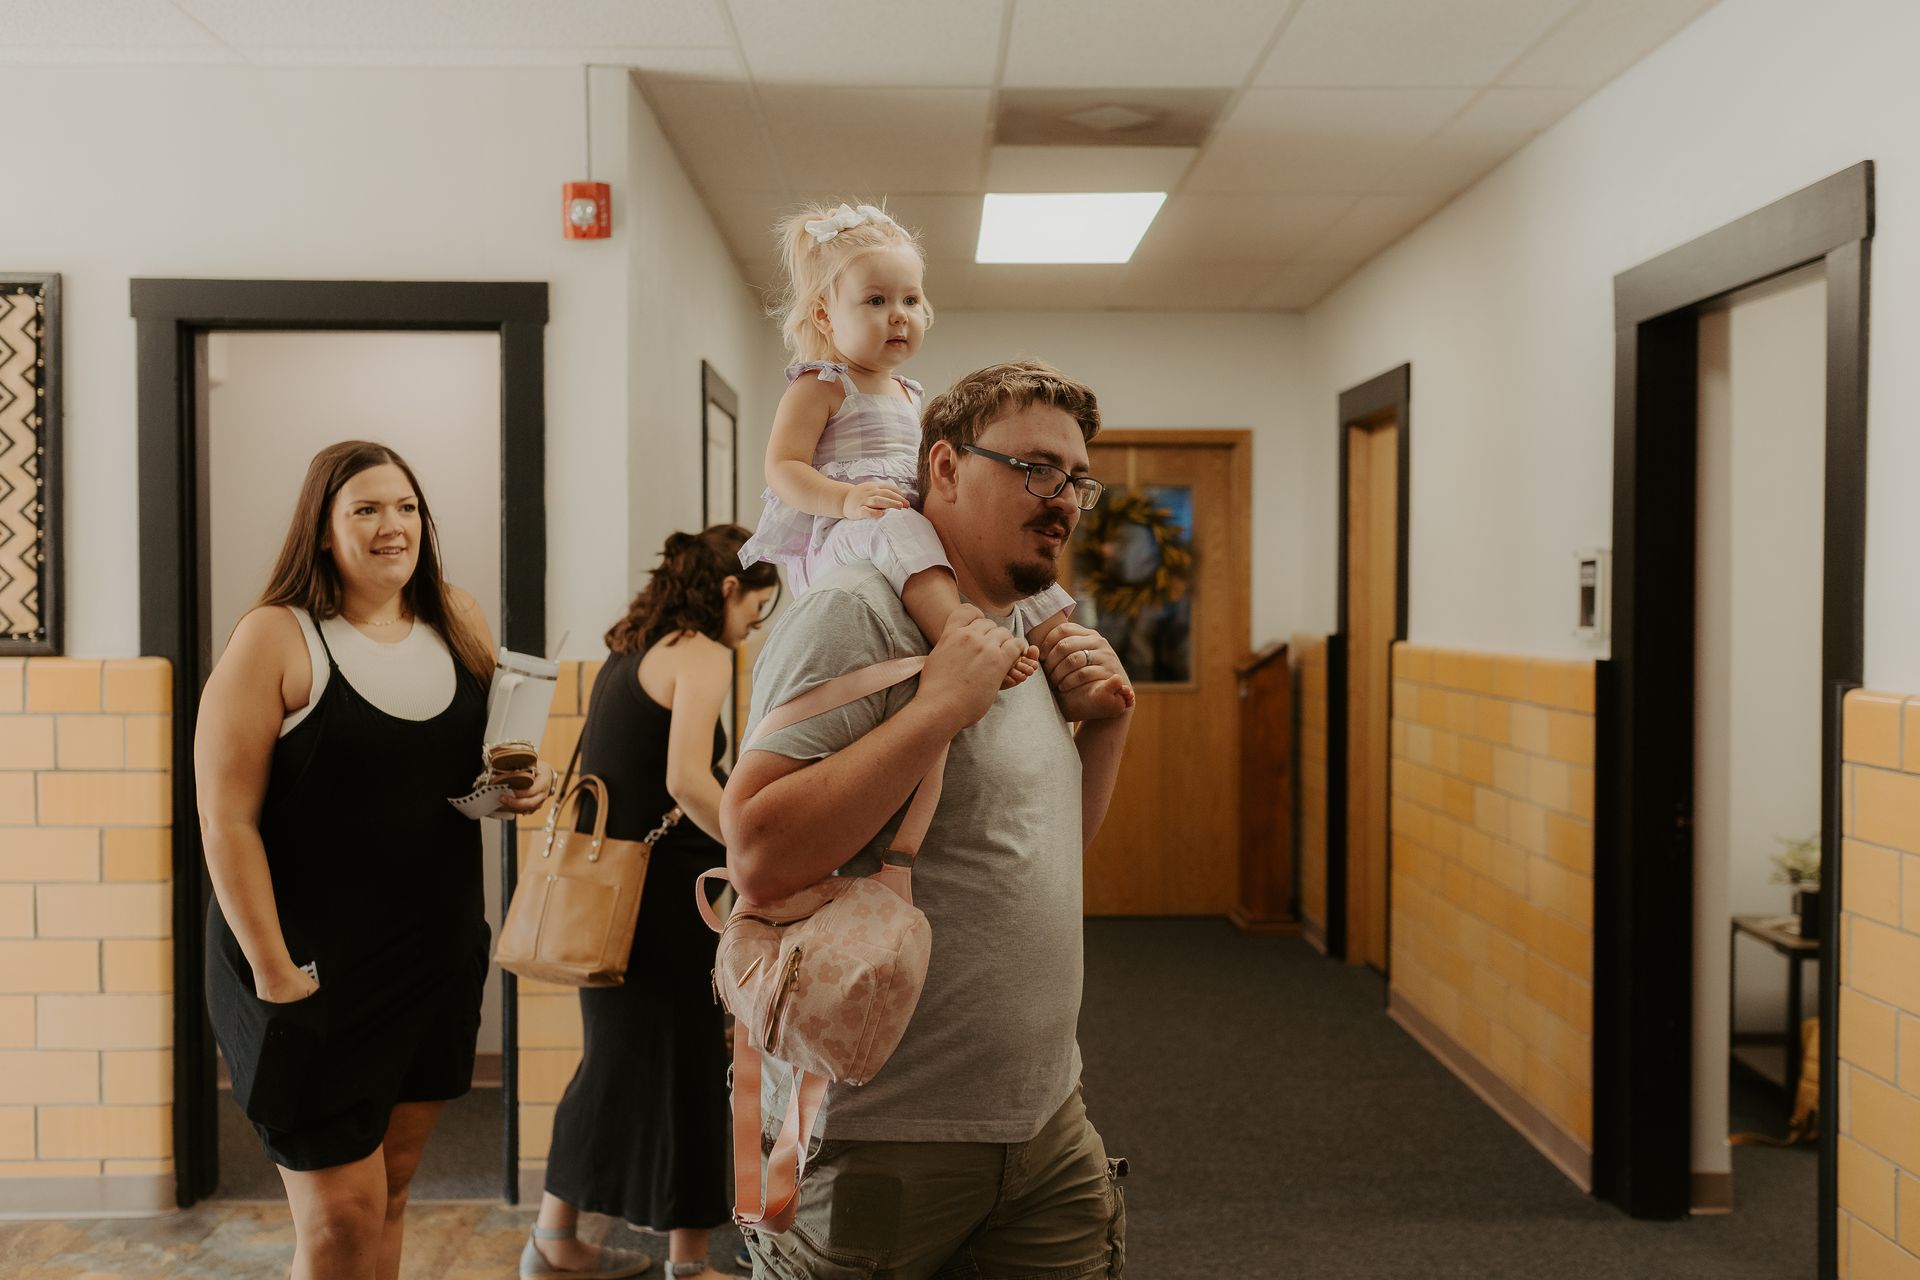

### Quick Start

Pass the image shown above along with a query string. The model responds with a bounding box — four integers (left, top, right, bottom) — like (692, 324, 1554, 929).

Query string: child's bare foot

(1002, 644, 1041, 689)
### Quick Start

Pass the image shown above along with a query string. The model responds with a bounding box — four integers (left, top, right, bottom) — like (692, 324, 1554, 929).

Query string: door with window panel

(1069, 432, 1250, 916)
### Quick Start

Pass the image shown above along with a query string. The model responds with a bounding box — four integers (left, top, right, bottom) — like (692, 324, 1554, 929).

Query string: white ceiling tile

(0, 44, 246, 64)
(1132, 194, 1355, 263)
(1249, 259, 1361, 309)
(642, 78, 789, 192)
(1002, 0, 1285, 89)
(1293, 193, 1442, 261)
(1108, 260, 1261, 310)
(1372, 133, 1515, 195)
(235, 45, 735, 69)
(925, 264, 977, 310)
(174, 0, 732, 49)
(626, 46, 745, 78)
(1501, 0, 1722, 89)
(985, 146, 1196, 193)
(965, 265, 1122, 309)
(707, 190, 792, 270)
(727, 0, 1005, 87)
(1183, 88, 1474, 193)
(778, 191, 984, 270)
(1451, 85, 1589, 133)
(756, 87, 990, 191)
(868, 195, 985, 268)
(1370, 88, 1582, 194)
(1258, 0, 1580, 88)
(0, 0, 225, 48)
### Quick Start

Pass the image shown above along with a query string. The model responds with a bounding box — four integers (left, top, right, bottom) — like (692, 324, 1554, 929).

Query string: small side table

(1729, 914, 1821, 1099)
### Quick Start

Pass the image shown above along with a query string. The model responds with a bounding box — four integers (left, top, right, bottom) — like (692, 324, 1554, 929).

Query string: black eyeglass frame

(959, 445, 1107, 510)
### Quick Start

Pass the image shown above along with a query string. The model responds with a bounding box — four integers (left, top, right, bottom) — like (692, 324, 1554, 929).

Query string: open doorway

(1692, 265, 1825, 1215)
(200, 329, 506, 1201)
(1330, 366, 1410, 971)
(1599, 163, 1870, 1280)
(131, 279, 548, 1208)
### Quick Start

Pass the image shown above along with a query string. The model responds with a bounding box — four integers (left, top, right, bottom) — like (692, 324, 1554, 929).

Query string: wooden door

(1345, 422, 1397, 968)
(1070, 431, 1251, 915)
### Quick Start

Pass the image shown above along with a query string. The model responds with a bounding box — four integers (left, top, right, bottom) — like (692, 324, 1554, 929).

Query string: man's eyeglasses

(960, 445, 1107, 511)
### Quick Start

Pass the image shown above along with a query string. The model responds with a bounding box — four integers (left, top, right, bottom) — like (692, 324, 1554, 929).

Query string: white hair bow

(804, 203, 896, 244)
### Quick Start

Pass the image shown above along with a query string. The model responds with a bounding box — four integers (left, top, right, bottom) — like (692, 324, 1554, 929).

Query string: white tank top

(280, 607, 458, 737)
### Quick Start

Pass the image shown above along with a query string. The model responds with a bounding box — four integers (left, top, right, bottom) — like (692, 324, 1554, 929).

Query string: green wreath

(1073, 489, 1194, 620)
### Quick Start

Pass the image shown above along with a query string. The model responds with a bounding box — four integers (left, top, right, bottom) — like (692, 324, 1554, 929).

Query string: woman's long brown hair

(606, 525, 780, 655)
(258, 441, 494, 682)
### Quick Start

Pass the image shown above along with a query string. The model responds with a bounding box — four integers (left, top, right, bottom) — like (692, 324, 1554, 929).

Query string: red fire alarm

(563, 181, 611, 239)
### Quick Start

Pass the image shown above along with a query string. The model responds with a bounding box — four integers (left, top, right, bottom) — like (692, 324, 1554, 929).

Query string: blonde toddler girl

(739, 201, 1073, 680)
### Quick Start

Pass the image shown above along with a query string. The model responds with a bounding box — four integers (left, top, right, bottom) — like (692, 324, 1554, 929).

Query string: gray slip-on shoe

(520, 1227, 654, 1280)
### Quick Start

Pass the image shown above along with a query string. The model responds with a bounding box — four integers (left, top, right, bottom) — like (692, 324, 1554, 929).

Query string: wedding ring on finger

(1078, 649, 1091, 669)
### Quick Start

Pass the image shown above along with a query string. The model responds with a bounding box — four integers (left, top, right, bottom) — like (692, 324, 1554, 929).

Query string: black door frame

(1596, 162, 1870, 1257)
(1329, 364, 1411, 971)
(131, 279, 549, 1208)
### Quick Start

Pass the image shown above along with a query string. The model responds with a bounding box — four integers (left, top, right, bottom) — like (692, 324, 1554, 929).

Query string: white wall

(911, 311, 1314, 649)
(1302, 0, 1920, 690)
(205, 331, 503, 655)
(623, 70, 783, 621)
(0, 64, 764, 663)
(1692, 268, 1827, 1177)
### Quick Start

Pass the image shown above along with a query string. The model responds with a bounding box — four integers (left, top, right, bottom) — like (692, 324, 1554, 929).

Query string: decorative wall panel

(0, 275, 60, 654)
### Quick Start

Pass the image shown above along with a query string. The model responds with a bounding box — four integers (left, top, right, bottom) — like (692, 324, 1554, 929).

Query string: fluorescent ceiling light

(975, 192, 1167, 264)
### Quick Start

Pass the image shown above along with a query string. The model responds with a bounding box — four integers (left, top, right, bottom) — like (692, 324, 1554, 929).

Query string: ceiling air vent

(994, 89, 1230, 148)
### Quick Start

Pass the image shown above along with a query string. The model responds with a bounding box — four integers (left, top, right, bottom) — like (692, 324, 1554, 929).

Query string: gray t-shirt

(743, 563, 1085, 1143)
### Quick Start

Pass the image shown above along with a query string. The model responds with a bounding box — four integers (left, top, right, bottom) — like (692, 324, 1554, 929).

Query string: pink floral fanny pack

(695, 655, 945, 1233)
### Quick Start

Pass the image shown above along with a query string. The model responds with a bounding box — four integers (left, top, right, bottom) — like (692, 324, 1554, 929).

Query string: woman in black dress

(197, 441, 552, 1279)
(526, 526, 779, 1280)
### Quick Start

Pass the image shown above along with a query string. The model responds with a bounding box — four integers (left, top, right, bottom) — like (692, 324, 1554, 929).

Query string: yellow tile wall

(1838, 689, 1920, 1276)
(1389, 645, 1596, 1149)
(509, 659, 598, 1180)
(0, 657, 175, 1193)
(1291, 634, 1330, 944)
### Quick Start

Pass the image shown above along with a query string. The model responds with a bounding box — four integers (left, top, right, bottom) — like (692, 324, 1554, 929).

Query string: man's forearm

(725, 697, 957, 901)
(1076, 710, 1132, 848)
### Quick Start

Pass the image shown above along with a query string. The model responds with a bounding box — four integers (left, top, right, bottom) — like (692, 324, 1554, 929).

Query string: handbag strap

(542, 659, 679, 854)
(728, 1013, 829, 1233)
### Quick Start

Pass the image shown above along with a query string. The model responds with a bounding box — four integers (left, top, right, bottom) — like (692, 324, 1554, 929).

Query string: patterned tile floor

(0, 1202, 544, 1279)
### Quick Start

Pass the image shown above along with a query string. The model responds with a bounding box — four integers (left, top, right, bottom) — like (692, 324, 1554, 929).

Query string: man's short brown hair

(917, 360, 1101, 498)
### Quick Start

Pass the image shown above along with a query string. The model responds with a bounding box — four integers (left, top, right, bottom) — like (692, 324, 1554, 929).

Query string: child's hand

(843, 481, 910, 521)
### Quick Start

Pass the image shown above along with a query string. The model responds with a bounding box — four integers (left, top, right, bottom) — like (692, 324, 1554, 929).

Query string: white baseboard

(0, 1173, 176, 1219)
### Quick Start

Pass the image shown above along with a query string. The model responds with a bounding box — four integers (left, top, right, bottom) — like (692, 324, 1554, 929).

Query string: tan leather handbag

(495, 756, 682, 987)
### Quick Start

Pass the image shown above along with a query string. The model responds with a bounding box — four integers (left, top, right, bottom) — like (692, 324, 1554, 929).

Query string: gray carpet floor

(1077, 919, 1816, 1279)
(215, 919, 1817, 1277)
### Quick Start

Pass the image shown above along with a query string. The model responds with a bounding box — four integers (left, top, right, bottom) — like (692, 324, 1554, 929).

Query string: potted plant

(1771, 834, 1823, 939)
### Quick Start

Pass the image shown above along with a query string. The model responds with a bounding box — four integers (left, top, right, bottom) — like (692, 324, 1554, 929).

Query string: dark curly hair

(605, 524, 781, 654)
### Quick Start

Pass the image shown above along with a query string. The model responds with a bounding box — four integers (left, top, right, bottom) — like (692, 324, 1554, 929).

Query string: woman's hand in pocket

(255, 965, 319, 1004)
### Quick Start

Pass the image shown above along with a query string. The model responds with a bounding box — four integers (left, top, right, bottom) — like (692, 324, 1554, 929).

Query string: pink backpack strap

(705, 655, 950, 1230)
(743, 655, 925, 750)
(744, 654, 946, 864)
(728, 1016, 829, 1233)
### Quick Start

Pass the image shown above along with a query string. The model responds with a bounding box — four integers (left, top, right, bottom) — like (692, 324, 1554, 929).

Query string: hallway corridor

(1080, 919, 1815, 1278)
(0, 920, 1817, 1278)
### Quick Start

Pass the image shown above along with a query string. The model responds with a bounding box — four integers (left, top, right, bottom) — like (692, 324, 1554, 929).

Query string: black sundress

(205, 617, 490, 1171)
(543, 647, 731, 1230)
